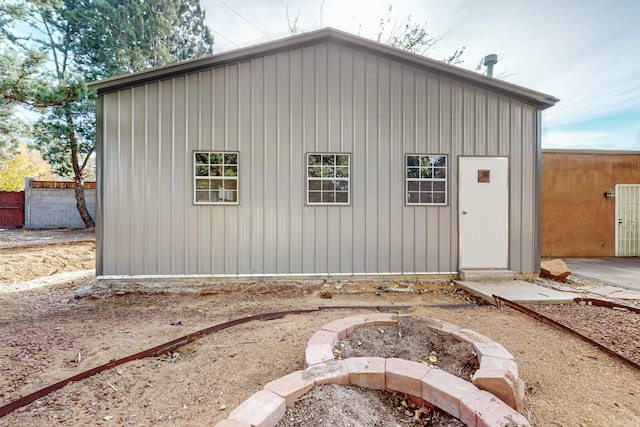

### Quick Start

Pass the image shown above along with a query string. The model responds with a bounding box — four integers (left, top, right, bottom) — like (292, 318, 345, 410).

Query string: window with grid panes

(405, 154, 447, 205)
(306, 153, 350, 205)
(194, 151, 238, 204)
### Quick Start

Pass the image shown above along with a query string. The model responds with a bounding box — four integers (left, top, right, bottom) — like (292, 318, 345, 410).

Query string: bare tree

(376, 5, 465, 65)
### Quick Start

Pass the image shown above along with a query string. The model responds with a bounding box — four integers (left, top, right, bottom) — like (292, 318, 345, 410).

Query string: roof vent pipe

(484, 54, 498, 77)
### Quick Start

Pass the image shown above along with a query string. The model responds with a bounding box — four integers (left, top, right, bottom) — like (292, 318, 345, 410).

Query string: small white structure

(90, 28, 557, 282)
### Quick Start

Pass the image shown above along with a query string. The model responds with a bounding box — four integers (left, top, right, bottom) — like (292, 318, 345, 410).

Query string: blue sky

(201, 0, 640, 151)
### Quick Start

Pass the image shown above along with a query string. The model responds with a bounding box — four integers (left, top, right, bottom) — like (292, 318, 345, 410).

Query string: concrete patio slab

(455, 280, 579, 304)
(564, 257, 640, 292)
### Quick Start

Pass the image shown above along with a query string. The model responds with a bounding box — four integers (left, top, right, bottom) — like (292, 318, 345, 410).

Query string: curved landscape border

(217, 313, 529, 427)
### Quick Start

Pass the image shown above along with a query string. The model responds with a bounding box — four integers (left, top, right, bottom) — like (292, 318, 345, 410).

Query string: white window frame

(193, 151, 239, 205)
(405, 154, 447, 206)
(306, 153, 351, 205)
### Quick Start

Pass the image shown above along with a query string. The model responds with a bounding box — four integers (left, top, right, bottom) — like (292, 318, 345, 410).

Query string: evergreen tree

(0, 0, 214, 227)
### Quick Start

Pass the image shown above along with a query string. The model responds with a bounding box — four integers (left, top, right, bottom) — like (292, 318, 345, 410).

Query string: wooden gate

(0, 191, 25, 229)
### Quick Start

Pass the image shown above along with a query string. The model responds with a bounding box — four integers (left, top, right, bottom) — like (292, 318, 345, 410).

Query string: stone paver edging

(215, 313, 530, 427)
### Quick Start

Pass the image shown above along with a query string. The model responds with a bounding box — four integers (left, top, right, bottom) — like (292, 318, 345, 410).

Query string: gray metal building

(91, 28, 557, 282)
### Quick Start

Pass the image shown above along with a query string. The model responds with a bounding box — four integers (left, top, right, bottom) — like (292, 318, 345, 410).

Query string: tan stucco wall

(541, 151, 640, 257)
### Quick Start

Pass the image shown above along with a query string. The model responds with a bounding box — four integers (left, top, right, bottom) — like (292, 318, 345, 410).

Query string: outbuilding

(90, 28, 557, 283)
(542, 149, 640, 258)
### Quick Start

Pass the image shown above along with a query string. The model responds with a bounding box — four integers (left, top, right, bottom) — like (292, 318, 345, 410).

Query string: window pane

(336, 154, 349, 165)
(433, 181, 446, 191)
(224, 153, 238, 164)
(210, 165, 222, 176)
(420, 181, 432, 192)
(308, 154, 321, 165)
(214, 186, 235, 201)
(336, 191, 348, 203)
(210, 153, 223, 164)
(420, 192, 433, 204)
(335, 180, 349, 191)
(408, 181, 419, 191)
(433, 192, 446, 204)
(309, 180, 322, 190)
(434, 168, 446, 179)
(224, 179, 237, 190)
(195, 153, 209, 164)
(407, 168, 419, 179)
(195, 179, 209, 189)
(408, 192, 419, 203)
(224, 166, 238, 177)
(308, 167, 321, 177)
(195, 190, 209, 202)
(407, 156, 419, 167)
(420, 156, 431, 166)
(210, 179, 224, 190)
(431, 156, 446, 167)
(195, 165, 209, 176)
(322, 167, 336, 177)
(309, 192, 322, 203)
(322, 192, 335, 203)
(336, 167, 349, 178)
(322, 180, 335, 190)
(420, 167, 432, 178)
(322, 155, 335, 165)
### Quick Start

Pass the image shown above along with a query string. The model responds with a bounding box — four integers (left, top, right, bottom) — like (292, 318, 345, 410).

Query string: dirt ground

(324, 317, 475, 425)
(277, 385, 465, 427)
(279, 316, 476, 427)
(0, 229, 639, 427)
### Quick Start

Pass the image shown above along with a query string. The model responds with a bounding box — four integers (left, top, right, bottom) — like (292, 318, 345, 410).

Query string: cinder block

(305, 344, 335, 366)
(340, 315, 374, 329)
(385, 358, 430, 397)
(451, 328, 494, 344)
(320, 314, 398, 338)
(472, 341, 515, 361)
(321, 318, 357, 339)
(460, 389, 530, 427)
(422, 368, 477, 419)
(423, 318, 462, 335)
(307, 330, 339, 346)
(264, 370, 315, 405)
(344, 357, 386, 390)
(366, 313, 399, 326)
(228, 389, 285, 427)
(303, 359, 350, 386)
(343, 313, 398, 329)
(478, 355, 519, 376)
(340, 315, 367, 328)
(472, 368, 525, 412)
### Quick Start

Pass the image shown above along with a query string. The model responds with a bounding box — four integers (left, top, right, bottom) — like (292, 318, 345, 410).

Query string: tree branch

(80, 146, 95, 171)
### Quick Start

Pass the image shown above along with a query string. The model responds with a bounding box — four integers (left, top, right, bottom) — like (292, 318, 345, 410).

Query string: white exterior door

(615, 184, 640, 256)
(459, 157, 509, 269)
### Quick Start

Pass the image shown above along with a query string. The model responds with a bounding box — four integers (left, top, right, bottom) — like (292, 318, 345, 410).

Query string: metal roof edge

(88, 28, 333, 93)
(324, 29, 558, 109)
(89, 27, 558, 108)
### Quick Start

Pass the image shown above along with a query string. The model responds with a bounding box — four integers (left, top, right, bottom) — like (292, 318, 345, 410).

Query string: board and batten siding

(97, 41, 538, 277)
